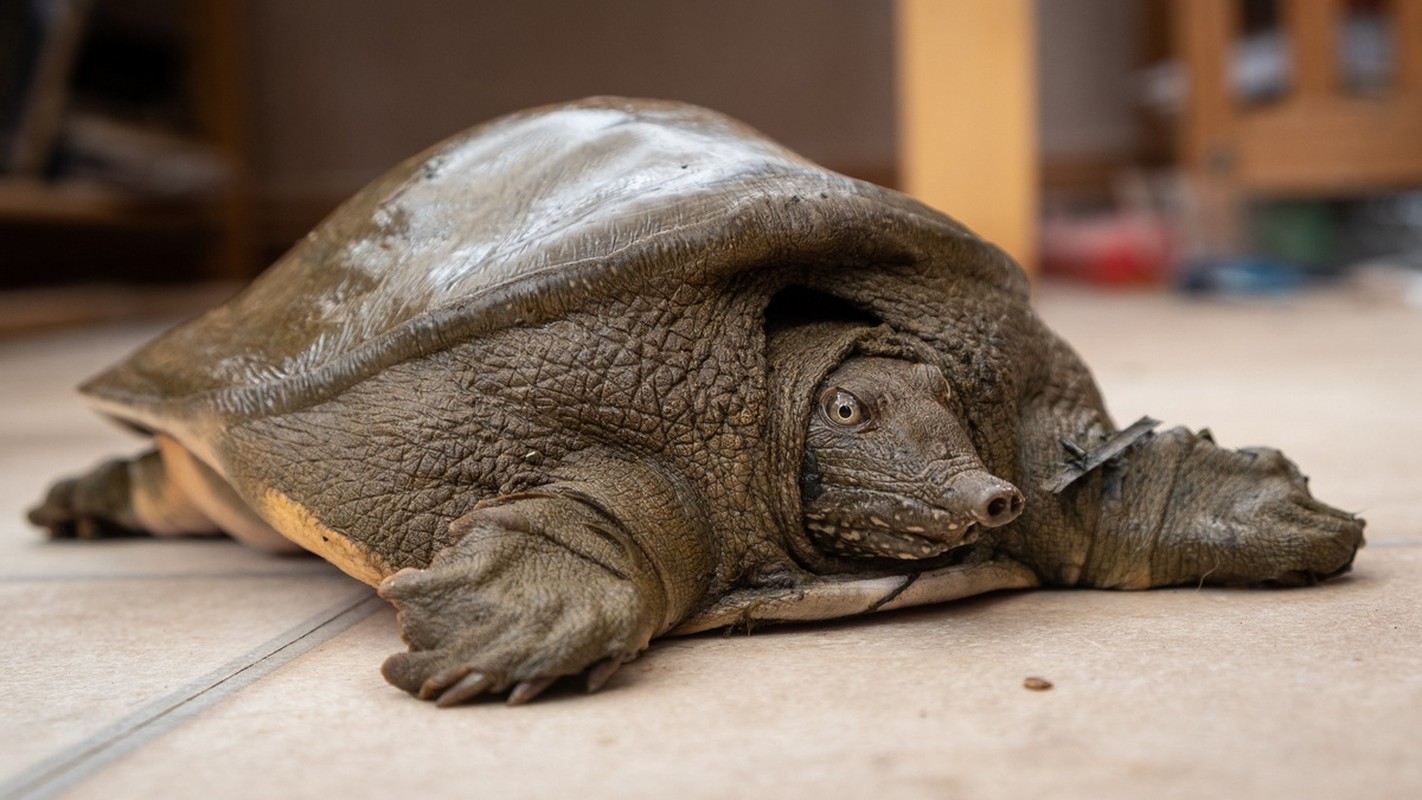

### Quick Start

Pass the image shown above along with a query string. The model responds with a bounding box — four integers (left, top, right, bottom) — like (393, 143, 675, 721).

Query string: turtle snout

(944, 470, 1024, 529)
(976, 485, 1025, 528)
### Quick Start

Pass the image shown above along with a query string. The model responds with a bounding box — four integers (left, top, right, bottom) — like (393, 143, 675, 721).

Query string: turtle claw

(417, 664, 475, 701)
(507, 676, 557, 706)
(435, 672, 495, 708)
(586, 657, 624, 693)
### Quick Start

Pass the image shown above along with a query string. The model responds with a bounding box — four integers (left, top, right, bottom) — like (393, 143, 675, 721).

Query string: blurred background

(2, 0, 1421, 331)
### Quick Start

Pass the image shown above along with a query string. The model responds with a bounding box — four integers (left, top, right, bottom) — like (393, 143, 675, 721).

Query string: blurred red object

(1039, 212, 1174, 285)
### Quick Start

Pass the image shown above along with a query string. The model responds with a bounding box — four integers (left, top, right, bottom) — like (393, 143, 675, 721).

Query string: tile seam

(0, 588, 383, 800)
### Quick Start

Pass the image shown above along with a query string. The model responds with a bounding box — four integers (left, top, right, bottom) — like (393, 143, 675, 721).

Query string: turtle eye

(821, 389, 868, 427)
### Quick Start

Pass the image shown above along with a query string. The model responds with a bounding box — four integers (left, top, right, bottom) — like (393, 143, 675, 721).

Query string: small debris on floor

(1023, 676, 1053, 691)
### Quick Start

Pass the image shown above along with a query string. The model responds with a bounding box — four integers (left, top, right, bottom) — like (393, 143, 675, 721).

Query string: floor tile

(0, 572, 368, 797)
(41, 548, 1422, 800)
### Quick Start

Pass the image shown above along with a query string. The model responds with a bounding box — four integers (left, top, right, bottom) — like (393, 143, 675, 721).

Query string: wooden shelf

(0, 282, 239, 337)
(0, 178, 205, 230)
(1, 0, 257, 281)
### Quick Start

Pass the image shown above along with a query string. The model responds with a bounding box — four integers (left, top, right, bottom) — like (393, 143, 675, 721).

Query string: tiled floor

(2, 285, 1419, 799)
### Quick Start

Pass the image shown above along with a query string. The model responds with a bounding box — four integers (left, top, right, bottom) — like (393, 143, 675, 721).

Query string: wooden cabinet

(1174, 0, 1422, 194)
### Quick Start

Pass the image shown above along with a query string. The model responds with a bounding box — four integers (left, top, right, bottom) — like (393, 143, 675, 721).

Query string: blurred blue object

(1176, 256, 1307, 296)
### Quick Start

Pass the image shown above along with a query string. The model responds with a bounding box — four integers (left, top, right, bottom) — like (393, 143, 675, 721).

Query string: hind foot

(29, 457, 148, 539)
(28, 448, 221, 541)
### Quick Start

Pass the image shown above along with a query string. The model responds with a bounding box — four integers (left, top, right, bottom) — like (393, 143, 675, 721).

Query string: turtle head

(800, 356, 1024, 560)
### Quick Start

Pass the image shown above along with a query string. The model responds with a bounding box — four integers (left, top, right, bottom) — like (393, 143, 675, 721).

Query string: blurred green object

(1249, 200, 1338, 271)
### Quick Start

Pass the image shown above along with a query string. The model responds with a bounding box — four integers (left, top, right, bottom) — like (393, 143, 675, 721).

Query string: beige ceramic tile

(49, 548, 1422, 800)
(0, 571, 368, 793)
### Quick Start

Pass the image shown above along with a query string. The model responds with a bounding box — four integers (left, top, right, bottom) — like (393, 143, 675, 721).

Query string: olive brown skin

(801, 356, 1024, 561)
(27, 97, 1364, 706)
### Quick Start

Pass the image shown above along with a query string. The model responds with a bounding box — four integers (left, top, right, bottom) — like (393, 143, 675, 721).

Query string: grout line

(0, 588, 385, 800)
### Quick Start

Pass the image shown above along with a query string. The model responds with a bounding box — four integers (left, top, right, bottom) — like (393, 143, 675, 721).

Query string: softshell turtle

(29, 97, 1363, 706)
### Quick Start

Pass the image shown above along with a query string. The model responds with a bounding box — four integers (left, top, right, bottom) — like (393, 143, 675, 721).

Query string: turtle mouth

(803, 502, 982, 561)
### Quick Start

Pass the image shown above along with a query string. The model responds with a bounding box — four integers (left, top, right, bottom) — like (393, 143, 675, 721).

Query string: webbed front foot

(378, 498, 669, 707)
(1089, 427, 1364, 588)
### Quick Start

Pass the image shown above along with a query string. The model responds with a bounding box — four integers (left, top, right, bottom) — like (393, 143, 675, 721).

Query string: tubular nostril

(942, 469, 1025, 528)
(976, 488, 1025, 528)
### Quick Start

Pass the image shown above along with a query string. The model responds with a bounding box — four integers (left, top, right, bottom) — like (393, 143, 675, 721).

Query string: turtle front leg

(379, 457, 713, 706)
(1082, 426, 1364, 589)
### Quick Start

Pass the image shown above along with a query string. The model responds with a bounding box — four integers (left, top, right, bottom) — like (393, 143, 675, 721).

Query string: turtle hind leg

(30, 436, 301, 553)
(28, 448, 220, 540)
(1085, 426, 1364, 589)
